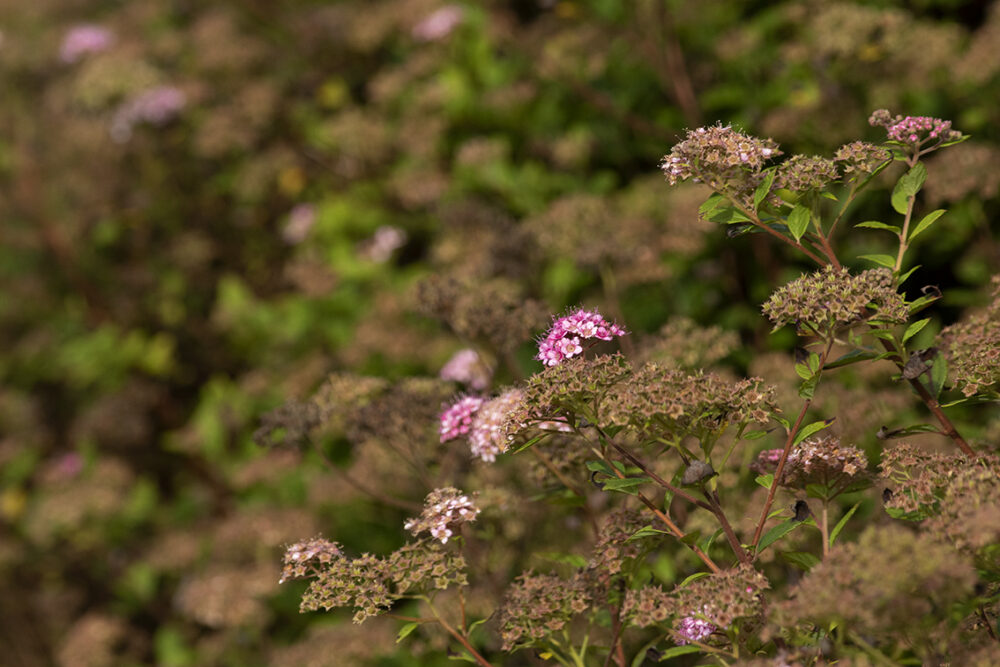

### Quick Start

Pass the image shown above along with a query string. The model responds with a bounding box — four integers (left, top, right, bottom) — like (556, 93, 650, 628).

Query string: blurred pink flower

(110, 85, 186, 143)
(439, 348, 491, 390)
(60, 24, 114, 64)
(412, 5, 464, 42)
(281, 204, 317, 244)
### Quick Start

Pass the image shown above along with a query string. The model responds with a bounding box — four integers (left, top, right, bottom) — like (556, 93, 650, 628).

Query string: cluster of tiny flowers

(439, 348, 491, 391)
(403, 487, 480, 544)
(110, 85, 187, 143)
(439, 396, 484, 442)
(60, 25, 114, 64)
(763, 266, 908, 334)
(938, 276, 1000, 396)
(675, 613, 716, 645)
(750, 448, 785, 475)
(869, 109, 962, 146)
(774, 155, 839, 193)
(834, 141, 892, 178)
(279, 537, 342, 584)
(496, 572, 591, 650)
(469, 389, 523, 462)
(536, 308, 626, 366)
(660, 124, 781, 186)
(780, 436, 871, 495)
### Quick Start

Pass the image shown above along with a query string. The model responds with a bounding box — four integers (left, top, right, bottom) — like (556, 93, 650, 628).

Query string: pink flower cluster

(60, 24, 114, 64)
(404, 492, 480, 544)
(869, 109, 961, 146)
(439, 348, 491, 390)
(536, 308, 626, 366)
(110, 86, 187, 143)
(439, 396, 484, 442)
(412, 5, 464, 42)
(675, 613, 716, 645)
(469, 389, 522, 463)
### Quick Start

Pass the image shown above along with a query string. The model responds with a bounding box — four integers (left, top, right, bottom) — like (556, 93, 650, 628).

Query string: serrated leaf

(793, 418, 835, 446)
(909, 209, 945, 243)
(781, 550, 820, 571)
(755, 473, 775, 489)
(930, 353, 948, 398)
(855, 220, 901, 234)
(757, 518, 802, 553)
(397, 622, 419, 643)
(754, 167, 777, 211)
(787, 204, 811, 242)
(829, 502, 860, 547)
(858, 254, 896, 269)
(901, 318, 930, 345)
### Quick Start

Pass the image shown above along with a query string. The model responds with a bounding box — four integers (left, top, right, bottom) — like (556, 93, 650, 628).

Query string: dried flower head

(496, 572, 592, 650)
(536, 308, 627, 367)
(639, 317, 739, 368)
(779, 435, 872, 498)
(834, 141, 892, 179)
(763, 266, 907, 335)
(869, 109, 962, 147)
(439, 348, 491, 391)
(777, 524, 975, 638)
(602, 364, 776, 438)
(661, 124, 781, 189)
(928, 462, 1000, 554)
(298, 540, 467, 622)
(404, 487, 480, 544)
(774, 155, 839, 193)
(589, 509, 649, 576)
(939, 276, 1000, 396)
(439, 396, 484, 443)
(468, 389, 522, 462)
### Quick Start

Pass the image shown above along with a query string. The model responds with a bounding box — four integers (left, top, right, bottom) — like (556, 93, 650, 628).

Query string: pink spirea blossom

(281, 203, 317, 244)
(675, 614, 716, 645)
(536, 308, 626, 366)
(868, 109, 961, 146)
(404, 492, 480, 544)
(468, 389, 522, 462)
(412, 5, 464, 42)
(439, 348, 491, 391)
(110, 85, 186, 143)
(439, 396, 484, 442)
(60, 24, 114, 63)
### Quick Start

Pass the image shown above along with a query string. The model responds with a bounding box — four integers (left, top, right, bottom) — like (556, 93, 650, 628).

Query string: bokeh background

(2, 0, 1000, 665)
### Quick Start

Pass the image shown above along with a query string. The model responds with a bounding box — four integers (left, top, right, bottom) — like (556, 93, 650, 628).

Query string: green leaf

(538, 552, 589, 568)
(793, 418, 835, 446)
(679, 530, 702, 546)
(754, 167, 777, 211)
(930, 353, 948, 398)
(658, 645, 703, 660)
(891, 423, 941, 438)
(707, 205, 752, 225)
(601, 476, 652, 494)
(858, 254, 896, 269)
(698, 193, 725, 218)
(397, 622, 419, 643)
(627, 525, 671, 542)
(908, 293, 939, 314)
(898, 265, 921, 286)
(798, 372, 819, 400)
(678, 571, 712, 588)
(909, 209, 945, 243)
(757, 518, 802, 553)
(794, 362, 812, 381)
(940, 134, 970, 148)
(781, 550, 821, 571)
(787, 204, 811, 242)
(901, 318, 930, 345)
(509, 433, 545, 454)
(824, 349, 880, 369)
(891, 162, 927, 214)
(755, 473, 775, 489)
(855, 220, 901, 234)
(586, 460, 617, 476)
(829, 502, 861, 547)
(743, 429, 769, 440)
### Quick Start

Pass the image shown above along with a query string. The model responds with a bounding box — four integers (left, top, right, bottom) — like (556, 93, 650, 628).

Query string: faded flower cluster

(763, 266, 907, 334)
(279, 536, 342, 584)
(774, 155, 839, 193)
(60, 24, 115, 64)
(834, 141, 892, 178)
(404, 487, 480, 544)
(938, 275, 1000, 396)
(468, 389, 523, 462)
(660, 124, 781, 187)
(496, 572, 591, 650)
(770, 436, 871, 497)
(536, 308, 626, 367)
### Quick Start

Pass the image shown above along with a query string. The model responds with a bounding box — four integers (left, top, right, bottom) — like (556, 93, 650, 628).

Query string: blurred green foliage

(1, 0, 999, 665)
